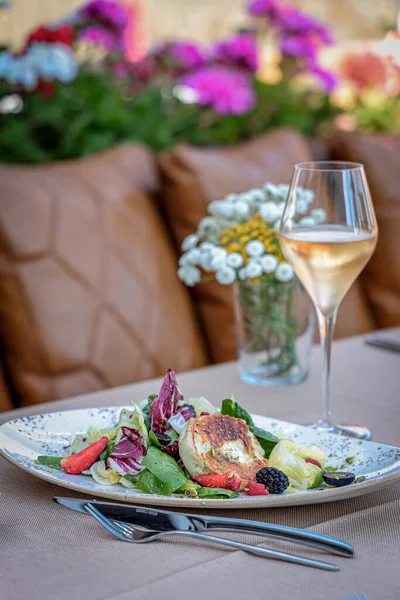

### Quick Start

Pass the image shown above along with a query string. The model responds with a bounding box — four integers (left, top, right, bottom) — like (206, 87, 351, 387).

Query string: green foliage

(141, 446, 187, 491)
(0, 63, 395, 165)
(237, 277, 300, 377)
(220, 397, 279, 458)
(0, 68, 341, 164)
(35, 455, 63, 470)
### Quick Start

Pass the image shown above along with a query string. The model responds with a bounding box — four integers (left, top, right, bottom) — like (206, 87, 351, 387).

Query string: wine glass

(278, 161, 378, 440)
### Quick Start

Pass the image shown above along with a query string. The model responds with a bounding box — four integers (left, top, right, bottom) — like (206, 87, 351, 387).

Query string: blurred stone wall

(0, 0, 395, 50)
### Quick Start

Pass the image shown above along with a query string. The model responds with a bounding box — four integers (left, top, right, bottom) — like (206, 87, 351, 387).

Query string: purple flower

(213, 33, 259, 72)
(281, 33, 318, 60)
(180, 66, 256, 116)
(248, 0, 333, 46)
(309, 63, 337, 92)
(79, 0, 128, 34)
(170, 41, 206, 69)
(248, 0, 279, 17)
(79, 25, 122, 50)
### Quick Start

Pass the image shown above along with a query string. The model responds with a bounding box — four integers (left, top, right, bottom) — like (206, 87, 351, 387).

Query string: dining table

(1, 329, 400, 600)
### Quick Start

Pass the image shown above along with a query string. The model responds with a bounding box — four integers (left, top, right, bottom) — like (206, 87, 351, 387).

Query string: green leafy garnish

(196, 487, 239, 499)
(324, 466, 337, 473)
(176, 480, 201, 497)
(35, 456, 63, 470)
(210, 447, 216, 457)
(345, 457, 355, 465)
(221, 397, 279, 458)
(149, 430, 161, 447)
(221, 397, 253, 427)
(250, 426, 279, 458)
(308, 469, 324, 489)
(355, 476, 366, 484)
(141, 446, 187, 491)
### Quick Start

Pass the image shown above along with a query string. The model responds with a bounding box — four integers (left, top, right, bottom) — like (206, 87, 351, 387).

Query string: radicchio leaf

(107, 427, 147, 476)
(160, 441, 179, 459)
(150, 369, 183, 433)
(168, 404, 196, 434)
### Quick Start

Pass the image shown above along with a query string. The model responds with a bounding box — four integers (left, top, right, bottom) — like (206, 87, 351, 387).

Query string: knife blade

(53, 497, 354, 557)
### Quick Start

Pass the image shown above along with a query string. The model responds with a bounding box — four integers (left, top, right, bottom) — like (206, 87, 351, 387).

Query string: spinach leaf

(35, 456, 63, 470)
(196, 487, 239, 499)
(250, 426, 279, 458)
(141, 446, 187, 491)
(135, 470, 174, 495)
(221, 397, 254, 427)
(149, 430, 161, 447)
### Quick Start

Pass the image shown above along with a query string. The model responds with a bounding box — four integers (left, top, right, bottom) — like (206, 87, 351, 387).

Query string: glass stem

(316, 308, 337, 430)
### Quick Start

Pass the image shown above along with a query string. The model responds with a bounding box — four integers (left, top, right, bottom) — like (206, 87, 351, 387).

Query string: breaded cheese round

(179, 413, 267, 480)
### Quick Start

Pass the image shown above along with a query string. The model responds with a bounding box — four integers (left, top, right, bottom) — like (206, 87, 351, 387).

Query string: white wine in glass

(278, 162, 378, 439)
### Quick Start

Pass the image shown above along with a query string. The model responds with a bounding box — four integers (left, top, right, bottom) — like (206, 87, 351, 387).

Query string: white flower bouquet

(178, 182, 318, 385)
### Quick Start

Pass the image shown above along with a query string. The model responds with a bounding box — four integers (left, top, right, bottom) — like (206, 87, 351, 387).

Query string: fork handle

(200, 520, 353, 557)
(170, 531, 339, 572)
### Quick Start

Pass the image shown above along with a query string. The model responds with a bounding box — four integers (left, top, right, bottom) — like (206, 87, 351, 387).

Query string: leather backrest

(332, 134, 400, 329)
(0, 144, 208, 408)
(159, 128, 375, 363)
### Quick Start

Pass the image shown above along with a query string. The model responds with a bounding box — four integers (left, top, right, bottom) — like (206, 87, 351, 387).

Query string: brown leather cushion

(332, 134, 400, 329)
(0, 355, 14, 412)
(159, 128, 374, 362)
(0, 145, 208, 407)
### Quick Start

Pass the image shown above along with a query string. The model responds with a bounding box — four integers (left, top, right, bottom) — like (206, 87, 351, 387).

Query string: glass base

(308, 421, 372, 441)
(238, 364, 308, 387)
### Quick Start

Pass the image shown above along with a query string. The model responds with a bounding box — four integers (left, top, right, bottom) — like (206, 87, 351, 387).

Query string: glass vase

(234, 278, 314, 386)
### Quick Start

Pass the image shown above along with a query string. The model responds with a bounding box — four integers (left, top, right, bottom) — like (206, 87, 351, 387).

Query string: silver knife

(53, 496, 354, 557)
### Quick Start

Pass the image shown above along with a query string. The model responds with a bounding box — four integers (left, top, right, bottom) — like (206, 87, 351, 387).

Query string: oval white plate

(1, 406, 400, 508)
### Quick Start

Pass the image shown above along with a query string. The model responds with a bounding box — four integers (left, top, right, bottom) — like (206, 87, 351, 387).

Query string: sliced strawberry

(305, 458, 322, 469)
(61, 436, 108, 475)
(194, 472, 242, 492)
(245, 480, 269, 496)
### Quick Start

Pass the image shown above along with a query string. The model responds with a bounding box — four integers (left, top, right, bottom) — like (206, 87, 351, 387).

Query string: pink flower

(341, 51, 399, 94)
(180, 66, 256, 115)
(79, 25, 122, 50)
(213, 33, 259, 72)
(170, 41, 206, 69)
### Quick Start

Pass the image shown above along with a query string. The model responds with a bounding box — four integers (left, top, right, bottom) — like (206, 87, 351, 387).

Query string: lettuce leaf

(70, 426, 117, 455)
(90, 460, 120, 486)
(268, 440, 323, 490)
(188, 397, 219, 417)
(117, 404, 148, 446)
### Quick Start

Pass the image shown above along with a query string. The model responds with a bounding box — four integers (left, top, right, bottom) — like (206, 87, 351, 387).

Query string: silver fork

(84, 503, 339, 571)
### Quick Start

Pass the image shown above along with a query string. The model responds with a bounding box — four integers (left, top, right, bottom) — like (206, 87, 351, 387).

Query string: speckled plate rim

(1, 406, 400, 508)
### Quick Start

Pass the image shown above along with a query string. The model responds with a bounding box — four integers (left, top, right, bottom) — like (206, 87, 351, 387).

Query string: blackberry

(256, 467, 290, 494)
